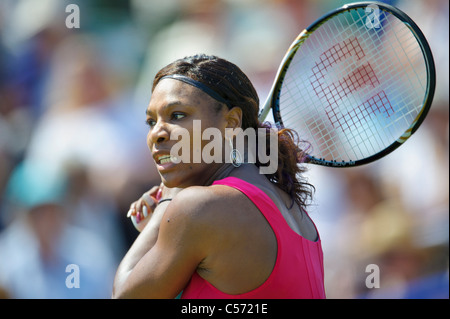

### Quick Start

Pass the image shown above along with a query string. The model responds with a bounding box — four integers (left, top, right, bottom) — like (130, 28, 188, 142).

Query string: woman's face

(146, 78, 232, 188)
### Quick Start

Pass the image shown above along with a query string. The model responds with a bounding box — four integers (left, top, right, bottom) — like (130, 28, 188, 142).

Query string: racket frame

(258, 1, 436, 167)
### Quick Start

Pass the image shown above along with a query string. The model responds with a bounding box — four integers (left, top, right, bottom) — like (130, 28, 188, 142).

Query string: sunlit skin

(145, 78, 236, 188)
(112, 79, 318, 299)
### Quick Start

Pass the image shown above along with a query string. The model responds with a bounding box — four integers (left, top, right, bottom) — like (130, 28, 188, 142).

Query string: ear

(225, 106, 242, 129)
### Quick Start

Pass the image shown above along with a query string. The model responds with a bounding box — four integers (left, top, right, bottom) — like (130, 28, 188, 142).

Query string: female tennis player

(112, 54, 325, 299)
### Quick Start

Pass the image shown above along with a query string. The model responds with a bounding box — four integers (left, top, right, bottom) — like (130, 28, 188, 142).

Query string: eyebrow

(146, 101, 184, 116)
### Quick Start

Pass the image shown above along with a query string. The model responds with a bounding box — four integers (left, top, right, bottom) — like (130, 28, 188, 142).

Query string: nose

(148, 120, 170, 147)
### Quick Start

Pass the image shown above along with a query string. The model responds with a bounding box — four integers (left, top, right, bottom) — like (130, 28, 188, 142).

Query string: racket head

(266, 1, 436, 167)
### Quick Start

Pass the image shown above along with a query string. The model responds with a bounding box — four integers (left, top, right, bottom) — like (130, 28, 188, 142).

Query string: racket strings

(278, 7, 427, 162)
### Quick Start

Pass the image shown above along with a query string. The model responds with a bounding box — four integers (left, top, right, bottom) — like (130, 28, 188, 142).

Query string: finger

(141, 187, 159, 216)
(136, 211, 141, 224)
(127, 202, 137, 218)
(142, 192, 156, 208)
(127, 185, 160, 222)
(139, 201, 151, 219)
(134, 199, 144, 219)
(156, 188, 162, 200)
(143, 205, 148, 218)
(148, 185, 161, 196)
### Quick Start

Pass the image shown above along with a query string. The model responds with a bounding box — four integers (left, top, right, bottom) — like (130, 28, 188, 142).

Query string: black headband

(160, 74, 231, 108)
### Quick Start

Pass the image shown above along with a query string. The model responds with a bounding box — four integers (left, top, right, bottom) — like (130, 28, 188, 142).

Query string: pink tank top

(181, 177, 326, 299)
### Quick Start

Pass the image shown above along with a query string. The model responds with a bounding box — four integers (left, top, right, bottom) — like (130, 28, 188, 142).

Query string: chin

(159, 171, 196, 189)
(160, 163, 213, 189)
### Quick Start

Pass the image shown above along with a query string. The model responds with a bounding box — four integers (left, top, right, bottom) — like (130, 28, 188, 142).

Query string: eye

(171, 112, 186, 121)
(145, 118, 156, 128)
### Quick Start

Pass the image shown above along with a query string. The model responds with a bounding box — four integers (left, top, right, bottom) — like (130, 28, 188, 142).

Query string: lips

(154, 154, 179, 164)
(153, 152, 180, 170)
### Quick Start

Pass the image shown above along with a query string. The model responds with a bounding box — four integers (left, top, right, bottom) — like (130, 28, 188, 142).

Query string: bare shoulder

(163, 184, 244, 224)
(157, 184, 251, 262)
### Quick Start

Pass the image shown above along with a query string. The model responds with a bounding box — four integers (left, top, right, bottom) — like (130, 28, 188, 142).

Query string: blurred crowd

(0, 0, 448, 298)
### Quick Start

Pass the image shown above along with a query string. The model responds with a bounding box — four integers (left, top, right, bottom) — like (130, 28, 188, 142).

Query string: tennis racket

(258, 1, 435, 167)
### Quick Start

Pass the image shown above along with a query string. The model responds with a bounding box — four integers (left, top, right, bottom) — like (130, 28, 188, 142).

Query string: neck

(204, 163, 236, 186)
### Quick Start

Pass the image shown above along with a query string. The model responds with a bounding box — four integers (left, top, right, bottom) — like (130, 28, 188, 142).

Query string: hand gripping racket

(258, 1, 436, 167)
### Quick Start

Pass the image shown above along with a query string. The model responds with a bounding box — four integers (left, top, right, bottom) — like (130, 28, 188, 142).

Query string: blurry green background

(0, 0, 448, 299)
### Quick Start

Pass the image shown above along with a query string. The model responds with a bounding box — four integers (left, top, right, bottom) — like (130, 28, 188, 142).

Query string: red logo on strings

(310, 37, 394, 131)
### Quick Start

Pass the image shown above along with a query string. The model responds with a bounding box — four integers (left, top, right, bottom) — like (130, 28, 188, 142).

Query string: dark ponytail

(152, 54, 314, 209)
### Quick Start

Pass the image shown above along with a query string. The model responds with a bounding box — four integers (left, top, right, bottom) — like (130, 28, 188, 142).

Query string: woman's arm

(112, 199, 171, 297)
(112, 187, 213, 299)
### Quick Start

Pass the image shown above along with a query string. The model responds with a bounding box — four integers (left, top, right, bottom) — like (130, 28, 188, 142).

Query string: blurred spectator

(0, 160, 116, 298)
